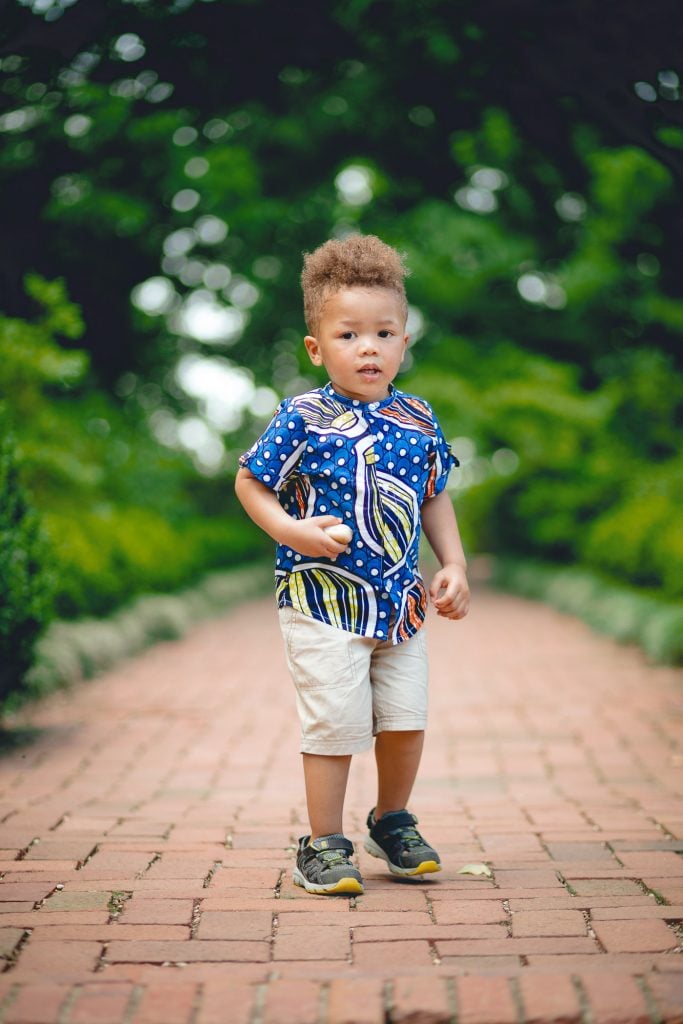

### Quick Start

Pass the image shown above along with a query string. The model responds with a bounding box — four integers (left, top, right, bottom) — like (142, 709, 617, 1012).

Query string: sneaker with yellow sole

(364, 808, 441, 877)
(293, 834, 364, 895)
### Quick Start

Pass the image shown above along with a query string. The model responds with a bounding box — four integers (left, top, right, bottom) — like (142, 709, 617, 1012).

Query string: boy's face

(304, 287, 409, 403)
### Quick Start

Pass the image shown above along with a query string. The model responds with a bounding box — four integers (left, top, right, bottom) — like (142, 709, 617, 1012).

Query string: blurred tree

(0, 0, 681, 616)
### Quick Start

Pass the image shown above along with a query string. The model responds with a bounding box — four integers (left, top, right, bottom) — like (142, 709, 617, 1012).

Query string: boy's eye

(340, 332, 355, 340)
(378, 330, 393, 338)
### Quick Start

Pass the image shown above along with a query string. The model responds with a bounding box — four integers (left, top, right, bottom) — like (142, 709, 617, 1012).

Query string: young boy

(235, 234, 469, 895)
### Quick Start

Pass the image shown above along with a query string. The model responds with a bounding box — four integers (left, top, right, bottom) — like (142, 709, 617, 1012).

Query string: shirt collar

(323, 381, 397, 410)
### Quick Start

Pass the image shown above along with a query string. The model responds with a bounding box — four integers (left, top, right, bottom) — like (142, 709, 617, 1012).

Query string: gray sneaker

(364, 808, 441, 877)
(293, 834, 364, 895)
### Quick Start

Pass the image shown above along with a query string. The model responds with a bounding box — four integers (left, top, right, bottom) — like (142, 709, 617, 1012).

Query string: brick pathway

(0, 582, 682, 1023)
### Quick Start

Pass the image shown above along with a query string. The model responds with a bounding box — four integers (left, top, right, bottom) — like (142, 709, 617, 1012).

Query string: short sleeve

(425, 409, 458, 499)
(239, 400, 307, 492)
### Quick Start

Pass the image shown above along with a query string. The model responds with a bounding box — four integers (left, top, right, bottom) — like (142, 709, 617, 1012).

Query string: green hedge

(0, 427, 54, 702)
(44, 506, 269, 619)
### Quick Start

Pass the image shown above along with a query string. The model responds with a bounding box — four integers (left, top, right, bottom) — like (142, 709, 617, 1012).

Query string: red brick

(272, 926, 349, 961)
(392, 976, 451, 1023)
(570, 880, 644, 896)
(28, 925, 189, 941)
(618, 851, 683, 875)
(491, 869, 565, 888)
(327, 978, 385, 1024)
(4, 984, 71, 1024)
(44, 891, 111, 911)
(130, 981, 199, 1024)
(121, 900, 194, 925)
(456, 976, 518, 1024)
(579, 973, 651, 1024)
(208, 868, 281, 888)
(0, 928, 25, 956)
(591, 905, 683, 920)
(511, 910, 586, 937)
(507, 896, 651, 911)
(69, 983, 134, 1024)
(593, 918, 678, 952)
(12, 940, 101, 976)
(104, 940, 269, 963)
(438, 937, 597, 956)
(352, 940, 432, 969)
(195, 979, 255, 1024)
(262, 979, 319, 1024)
(352, 924, 506, 942)
(431, 901, 508, 925)
(0, 912, 110, 927)
(526, 953, 660, 973)
(0, 861, 76, 873)
(518, 973, 582, 1023)
(353, 891, 427, 911)
(440, 955, 521, 974)
(647, 973, 683, 1024)
(195, 911, 272, 940)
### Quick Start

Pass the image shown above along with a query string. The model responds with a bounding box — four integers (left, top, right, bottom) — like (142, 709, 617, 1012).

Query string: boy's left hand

(429, 563, 470, 620)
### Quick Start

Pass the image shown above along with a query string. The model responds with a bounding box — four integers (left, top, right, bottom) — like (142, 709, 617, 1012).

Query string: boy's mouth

(358, 364, 381, 379)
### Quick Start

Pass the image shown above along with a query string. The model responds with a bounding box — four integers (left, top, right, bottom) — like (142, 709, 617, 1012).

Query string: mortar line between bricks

(638, 974, 665, 1024)
(58, 984, 81, 1024)
(571, 974, 594, 1024)
(0, 982, 20, 1024)
(189, 978, 203, 1024)
(383, 979, 394, 1024)
(317, 981, 330, 1024)
(508, 975, 525, 1024)
(122, 983, 144, 1024)
(444, 976, 458, 1024)
(249, 981, 268, 1024)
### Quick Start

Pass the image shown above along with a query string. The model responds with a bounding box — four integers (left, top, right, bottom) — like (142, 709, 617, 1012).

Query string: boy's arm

(234, 467, 349, 559)
(420, 490, 470, 620)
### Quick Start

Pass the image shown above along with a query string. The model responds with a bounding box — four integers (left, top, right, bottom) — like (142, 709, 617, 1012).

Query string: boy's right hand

(278, 516, 351, 559)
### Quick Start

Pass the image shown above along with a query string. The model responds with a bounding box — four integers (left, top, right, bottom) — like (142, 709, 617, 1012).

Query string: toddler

(235, 234, 469, 894)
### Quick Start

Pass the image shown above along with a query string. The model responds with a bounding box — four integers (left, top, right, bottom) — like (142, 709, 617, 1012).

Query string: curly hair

(301, 234, 409, 334)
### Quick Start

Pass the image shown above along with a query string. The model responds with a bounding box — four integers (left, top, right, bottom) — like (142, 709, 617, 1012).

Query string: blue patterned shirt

(239, 382, 457, 644)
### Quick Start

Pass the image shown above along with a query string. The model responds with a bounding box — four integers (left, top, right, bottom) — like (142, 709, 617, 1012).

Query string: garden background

(2, 0, 682, 706)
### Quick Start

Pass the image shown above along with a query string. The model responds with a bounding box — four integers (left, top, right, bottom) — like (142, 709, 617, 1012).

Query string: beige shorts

(278, 606, 429, 755)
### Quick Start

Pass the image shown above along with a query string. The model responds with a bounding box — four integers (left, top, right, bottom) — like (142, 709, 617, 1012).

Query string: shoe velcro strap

(309, 836, 354, 854)
(371, 811, 416, 840)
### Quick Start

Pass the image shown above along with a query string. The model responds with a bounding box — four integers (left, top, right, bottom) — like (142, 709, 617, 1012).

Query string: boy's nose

(358, 334, 379, 354)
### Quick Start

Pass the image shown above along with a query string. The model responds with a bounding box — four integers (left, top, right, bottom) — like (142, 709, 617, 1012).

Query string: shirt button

(381, 591, 389, 599)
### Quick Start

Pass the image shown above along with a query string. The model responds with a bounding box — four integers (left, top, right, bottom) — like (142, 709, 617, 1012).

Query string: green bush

(44, 505, 269, 619)
(0, 424, 54, 700)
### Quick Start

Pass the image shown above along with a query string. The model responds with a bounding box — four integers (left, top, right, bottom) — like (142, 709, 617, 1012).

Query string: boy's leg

(374, 729, 424, 820)
(368, 728, 440, 875)
(303, 752, 352, 840)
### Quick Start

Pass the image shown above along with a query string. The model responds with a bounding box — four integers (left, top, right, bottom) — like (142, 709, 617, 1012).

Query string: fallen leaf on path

(457, 862, 492, 877)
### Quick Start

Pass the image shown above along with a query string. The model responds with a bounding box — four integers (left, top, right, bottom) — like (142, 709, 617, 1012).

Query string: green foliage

(1, 0, 682, 681)
(45, 506, 267, 619)
(0, 423, 54, 701)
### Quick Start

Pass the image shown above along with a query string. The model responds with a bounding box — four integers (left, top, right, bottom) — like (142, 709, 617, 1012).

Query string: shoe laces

(389, 824, 424, 849)
(317, 848, 351, 866)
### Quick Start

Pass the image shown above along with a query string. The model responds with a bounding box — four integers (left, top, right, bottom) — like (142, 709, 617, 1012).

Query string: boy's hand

(429, 563, 470, 620)
(279, 516, 351, 559)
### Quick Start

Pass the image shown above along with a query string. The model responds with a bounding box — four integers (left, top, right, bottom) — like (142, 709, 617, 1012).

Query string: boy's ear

(304, 335, 323, 366)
